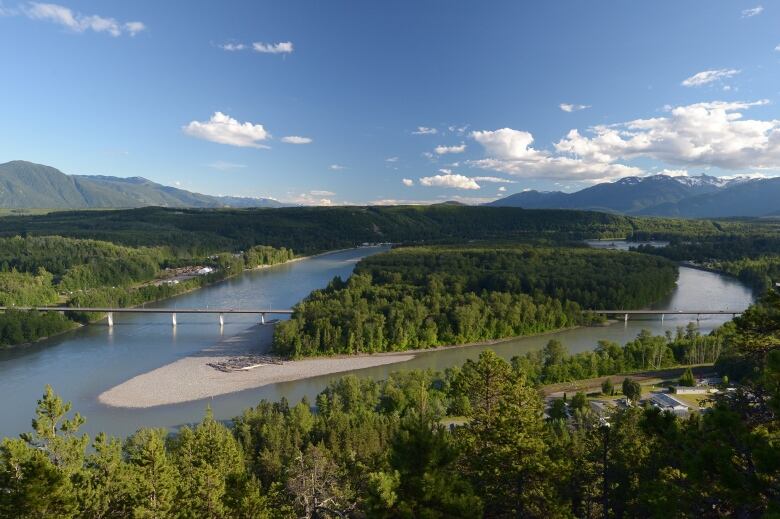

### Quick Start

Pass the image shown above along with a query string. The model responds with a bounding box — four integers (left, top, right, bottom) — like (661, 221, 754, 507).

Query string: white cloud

(253, 41, 293, 54)
(281, 135, 312, 144)
(402, 178, 414, 187)
(473, 176, 516, 183)
(775, 44, 780, 52)
(310, 190, 335, 197)
(560, 103, 591, 112)
(434, 143, 466, 155)
(742, 5, 763, 17)
(498, 186, 507, 192)
(471, 127, 640, 182)
(553, 100, 778, 171)
(681, 68, 740, 87)
(208, 161, 247, 170)
(412, 126, 438, 135)
(219, 42, 246, 51)
(658, 168, 689, 177)
(386, 156, 399, 162)
(23, 2, 145, 36)
(419, 171, 481, 190)
(183, 112, 270, 149)
(329, 164, 345, 171)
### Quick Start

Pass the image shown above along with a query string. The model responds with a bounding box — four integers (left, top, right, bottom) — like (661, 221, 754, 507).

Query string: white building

(649, 392, 689, 416)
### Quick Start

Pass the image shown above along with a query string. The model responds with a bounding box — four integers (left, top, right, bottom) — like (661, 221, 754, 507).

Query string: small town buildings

(649, 392, 689, 416)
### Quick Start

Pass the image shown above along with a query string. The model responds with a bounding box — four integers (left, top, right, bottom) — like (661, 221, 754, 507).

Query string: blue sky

(2, 1, 780, 205)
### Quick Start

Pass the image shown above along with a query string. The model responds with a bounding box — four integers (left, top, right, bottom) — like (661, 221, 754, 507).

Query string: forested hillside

(273, 246, 678, 357)
(2, 292, 779, 517)
(0, 205, 729, 254)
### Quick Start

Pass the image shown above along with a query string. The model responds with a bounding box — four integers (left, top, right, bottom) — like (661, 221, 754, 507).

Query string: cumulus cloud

(742, 5, 763, 17)
(281, 136, 312, 144)
(402, 178, 414, 186)
(219, 42, 246, 51)
(471, 100, 780, 182)
(498, 186, 507, 192)
(386, 156, 399, 162)
(183, 112, 270, 149)
(419, 170, 481, 190)
(473, 176, 516, 183)
(329, 164, 345, 171)
(434, 144, 466, 155)
(560, 103, 591, 112)
(681, 68, 740, 87)
(412, 126, 438, 135)
(253, 41, 293, 54)
(22, 2, 145, 36)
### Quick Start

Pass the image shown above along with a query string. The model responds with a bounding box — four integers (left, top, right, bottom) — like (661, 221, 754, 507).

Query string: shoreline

(97, 322, 587, 409)
(98, 323, 416, 408)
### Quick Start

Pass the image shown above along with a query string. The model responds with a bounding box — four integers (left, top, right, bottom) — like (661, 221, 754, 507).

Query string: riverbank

(98, 323, 416, 408)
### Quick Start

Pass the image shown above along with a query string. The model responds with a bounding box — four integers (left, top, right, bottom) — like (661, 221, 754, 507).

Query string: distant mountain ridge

(489, 173, 780, 218)
(0, 161, 284, 209)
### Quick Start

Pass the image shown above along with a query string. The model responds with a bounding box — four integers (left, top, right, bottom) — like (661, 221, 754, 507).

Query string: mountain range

(489, 174, 780, 218)
(0, 161, 284, 209)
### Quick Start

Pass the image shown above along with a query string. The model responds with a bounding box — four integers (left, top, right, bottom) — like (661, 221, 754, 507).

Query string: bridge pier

(107, 312, 113, 327)
(624, 313, 628, 324)
(219, 313, 224, 327)
(172, 313, 177, 327)
(260, 313, 265, 325)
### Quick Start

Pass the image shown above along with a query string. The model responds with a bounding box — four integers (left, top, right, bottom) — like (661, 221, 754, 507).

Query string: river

(0, 244, 754, 439)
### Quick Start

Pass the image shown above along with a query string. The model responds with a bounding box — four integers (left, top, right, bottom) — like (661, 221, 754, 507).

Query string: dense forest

(0, 205, 736, 254)
(0, 236, 294, 346)
(514, 324, 725, 385)
(273, 246, 678, 357)
(2, 292, 779, 517)
(637, 233, 780, 292)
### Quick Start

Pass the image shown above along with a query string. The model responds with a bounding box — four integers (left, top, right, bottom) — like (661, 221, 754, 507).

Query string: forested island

(1, 291, 778, 517)
(273, 245, 678, 357)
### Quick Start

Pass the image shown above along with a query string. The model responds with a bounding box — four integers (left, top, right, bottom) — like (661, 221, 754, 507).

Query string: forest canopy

(273, 245, 678, 357)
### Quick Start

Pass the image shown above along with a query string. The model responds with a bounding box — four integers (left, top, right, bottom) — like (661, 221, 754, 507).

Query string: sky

(1, 1, 780, 205)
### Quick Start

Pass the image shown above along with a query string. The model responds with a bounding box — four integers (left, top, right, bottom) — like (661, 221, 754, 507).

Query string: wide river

(0, 244, 754, 439)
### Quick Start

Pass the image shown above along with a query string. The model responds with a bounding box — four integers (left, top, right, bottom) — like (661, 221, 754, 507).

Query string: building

(648, 392, 689, 416)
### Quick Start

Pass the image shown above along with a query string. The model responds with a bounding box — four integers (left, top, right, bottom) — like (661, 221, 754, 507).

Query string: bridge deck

(0, 306, 294, 314)
(594, 310, 741, 315)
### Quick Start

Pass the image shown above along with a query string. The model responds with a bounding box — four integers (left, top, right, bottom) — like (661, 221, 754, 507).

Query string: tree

(679, 367, 695, 387)
(124, 428, 177, 518)
(602, 378, 614, 396)
(286, 444, 355, 518)
(454, 350, 566, 516)
(622, 378, 642, 403)
(571, 392, 588, 412)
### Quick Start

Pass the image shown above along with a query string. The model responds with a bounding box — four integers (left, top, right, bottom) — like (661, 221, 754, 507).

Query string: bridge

(593, 309, 743, 324)
(0, 307, 742, 327)
(0, 306, 294, 327)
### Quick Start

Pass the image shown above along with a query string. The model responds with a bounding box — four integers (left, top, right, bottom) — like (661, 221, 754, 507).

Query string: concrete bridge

(0, 306, 294, 327)
(593, 309, 743, 324)
(0, 306, 742, 327)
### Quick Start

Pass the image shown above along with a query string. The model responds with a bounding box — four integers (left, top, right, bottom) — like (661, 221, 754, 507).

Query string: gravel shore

(98, 324, 415, 408)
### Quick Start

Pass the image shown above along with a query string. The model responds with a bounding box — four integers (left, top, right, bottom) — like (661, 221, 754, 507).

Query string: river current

(0, 244, 754, 438)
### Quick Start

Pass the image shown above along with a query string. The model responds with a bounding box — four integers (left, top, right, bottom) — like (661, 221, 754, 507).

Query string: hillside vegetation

(273, 246, 678, 357)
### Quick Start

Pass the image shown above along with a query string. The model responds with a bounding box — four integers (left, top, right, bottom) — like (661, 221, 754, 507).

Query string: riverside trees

(274, 245, 679, 357)
(3, 292, 780, 518)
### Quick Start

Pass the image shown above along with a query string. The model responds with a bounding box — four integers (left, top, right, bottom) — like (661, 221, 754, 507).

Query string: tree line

(2, 291, 779, 517)
(273, 245, 678, 357)
(512, 323, 725, 386)
(0, 236, 294, 346)
(636, 234, 780, 292)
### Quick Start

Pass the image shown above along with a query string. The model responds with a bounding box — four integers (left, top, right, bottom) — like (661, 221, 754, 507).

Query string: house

(196, 267, 214, 275)
(649, 392, 689, 416)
